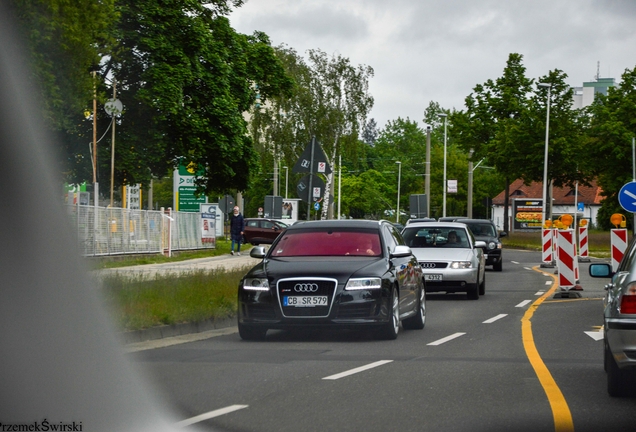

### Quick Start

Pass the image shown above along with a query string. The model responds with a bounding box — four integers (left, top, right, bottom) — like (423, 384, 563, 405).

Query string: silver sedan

(401, 222, 486, 300)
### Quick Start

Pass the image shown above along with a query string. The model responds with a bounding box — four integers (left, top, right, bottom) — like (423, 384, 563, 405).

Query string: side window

(382, 224, 402, 255)
(247, 220, 259, 227)
(262, 221, 274, 229)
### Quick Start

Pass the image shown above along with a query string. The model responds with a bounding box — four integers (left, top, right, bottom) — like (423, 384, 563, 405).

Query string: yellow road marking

(523, 267, 574, 432)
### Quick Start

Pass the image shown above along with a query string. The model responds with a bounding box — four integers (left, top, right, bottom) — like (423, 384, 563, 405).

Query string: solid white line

(322, 360, 393, 380)
(427, 332, 466, 346)
(516, 300, 532, 308)
(535, 291, 545, 296)
(174, 405, 249, 428)
(483, 314, 507, 324)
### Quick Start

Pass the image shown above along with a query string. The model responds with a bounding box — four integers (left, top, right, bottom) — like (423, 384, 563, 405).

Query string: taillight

(620, 283, 636, 314)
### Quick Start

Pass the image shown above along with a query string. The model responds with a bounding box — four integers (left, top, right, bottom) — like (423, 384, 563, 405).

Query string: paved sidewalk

(97, 252, 261, 279)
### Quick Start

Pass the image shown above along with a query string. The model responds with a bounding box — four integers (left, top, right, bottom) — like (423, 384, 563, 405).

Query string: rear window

(271, 229, 381, 257)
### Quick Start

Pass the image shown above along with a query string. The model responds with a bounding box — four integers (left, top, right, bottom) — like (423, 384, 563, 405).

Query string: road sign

(619, 181, 636, 212)
(296, 174, 325, 204)
(292, 137, 332, 174)
(314, 202, 320, 211)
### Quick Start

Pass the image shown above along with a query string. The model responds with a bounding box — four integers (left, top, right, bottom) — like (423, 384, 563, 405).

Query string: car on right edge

(590, 244, 636, 397)
(459, 219, 506, 271)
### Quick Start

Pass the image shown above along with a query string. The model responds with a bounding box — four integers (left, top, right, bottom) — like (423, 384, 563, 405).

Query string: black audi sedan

(238, 219, 426, 340)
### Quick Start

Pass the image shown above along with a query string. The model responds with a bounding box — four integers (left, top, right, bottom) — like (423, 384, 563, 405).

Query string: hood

(244, 256, 387, 284)
(411, 248, 474, 262)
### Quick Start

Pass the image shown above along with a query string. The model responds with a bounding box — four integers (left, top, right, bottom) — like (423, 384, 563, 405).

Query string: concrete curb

(120, 315, 236, 344)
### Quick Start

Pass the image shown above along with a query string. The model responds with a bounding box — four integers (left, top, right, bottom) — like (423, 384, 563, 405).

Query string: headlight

(345, 277, 382, 290)
(488, 241, 497, 250)
(243, 278, 269, 291)
(450, 261, 472, 269)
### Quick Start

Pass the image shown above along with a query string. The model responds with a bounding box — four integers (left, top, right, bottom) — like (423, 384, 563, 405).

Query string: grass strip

(100, 265, 252, 331)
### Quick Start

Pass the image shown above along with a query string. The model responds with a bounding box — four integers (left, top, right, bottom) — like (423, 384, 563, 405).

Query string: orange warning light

(544, 220, 552, 228)
(610, 213, 626, 228)
(560, 214, 573, 227)
(579, 219, 588, 227)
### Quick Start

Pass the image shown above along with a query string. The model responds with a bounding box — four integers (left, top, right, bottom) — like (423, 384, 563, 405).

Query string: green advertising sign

(173, 162, 207, 212)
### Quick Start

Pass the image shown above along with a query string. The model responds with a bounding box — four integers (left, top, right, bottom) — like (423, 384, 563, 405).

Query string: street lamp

(438, 113, 448, 217)
(468, 149, 474, 218)
(396, 161, 402, 223)
(538, 82, 552, 228)
(283, 166, 288, 199)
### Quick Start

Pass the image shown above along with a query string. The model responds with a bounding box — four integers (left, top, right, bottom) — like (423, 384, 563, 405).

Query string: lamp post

(538, 82, 552, 228)
(396, 161, 402, 223)
(425, 125, 431, 216)
(283, 166, 288, 199)
(468, 148, 474, 218)
(438, 113, 448, 217)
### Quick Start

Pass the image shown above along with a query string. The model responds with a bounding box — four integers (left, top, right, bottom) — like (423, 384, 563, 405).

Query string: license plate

(425, 274, 443, 281)
(284, 296, 328, 307)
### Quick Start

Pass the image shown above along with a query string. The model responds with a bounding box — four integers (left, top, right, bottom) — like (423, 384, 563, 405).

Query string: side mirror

(589, 263, 612, 278)
(474, 240, 487, 249)
(391, 245, 412, 258)
(499, 232, 507, 238)
(250, 246, 267, 259)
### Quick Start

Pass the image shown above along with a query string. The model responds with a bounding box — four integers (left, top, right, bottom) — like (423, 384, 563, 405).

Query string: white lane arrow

(584, 328, 604, 341)
(624, 189, 636, 205)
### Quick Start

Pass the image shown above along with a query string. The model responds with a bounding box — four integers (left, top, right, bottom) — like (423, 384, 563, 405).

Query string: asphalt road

(125, 249, 636, 432)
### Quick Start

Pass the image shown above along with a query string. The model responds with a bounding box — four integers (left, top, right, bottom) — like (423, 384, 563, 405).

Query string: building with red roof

(491, 179, 604, 231)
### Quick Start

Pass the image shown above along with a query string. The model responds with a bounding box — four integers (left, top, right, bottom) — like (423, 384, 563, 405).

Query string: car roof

(288, 219, 386, 231)
(456, 219, 496, 225)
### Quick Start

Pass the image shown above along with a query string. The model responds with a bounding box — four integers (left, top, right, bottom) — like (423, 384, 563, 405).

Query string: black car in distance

(238, 219, 426, 340)
(460, 219, 506, 271)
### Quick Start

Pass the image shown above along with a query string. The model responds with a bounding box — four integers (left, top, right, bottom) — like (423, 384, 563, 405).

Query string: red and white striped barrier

(611, 229, 628, 272)
(578, 226, 589, 258)
(557, 230, 577, 290)
(542, 229, 553, 264)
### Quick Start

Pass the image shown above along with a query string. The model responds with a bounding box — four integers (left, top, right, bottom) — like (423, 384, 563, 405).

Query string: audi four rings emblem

(294, 283, 319, 292)
(421, 263, 437, 269)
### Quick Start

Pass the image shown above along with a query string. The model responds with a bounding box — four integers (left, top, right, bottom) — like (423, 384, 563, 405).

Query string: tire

(606, 339, 628, 397)
(403, 287, 426, 330)
(479, 275, 486, 296)
(467, 279, 479, 300)
(378, 287, 400, 340)
(493, 259, 503, 272)
(238, 322, 268, 341)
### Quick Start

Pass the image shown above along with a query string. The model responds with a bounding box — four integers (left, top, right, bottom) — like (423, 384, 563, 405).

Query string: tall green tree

(452, 53, 533, 231)
(587, 66, 636, 229)
(110, 1, 292, 194)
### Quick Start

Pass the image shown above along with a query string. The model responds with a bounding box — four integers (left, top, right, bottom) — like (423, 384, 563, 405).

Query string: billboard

(513, 199, 543, 230)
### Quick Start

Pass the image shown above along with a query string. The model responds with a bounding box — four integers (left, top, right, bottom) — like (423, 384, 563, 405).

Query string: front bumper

(422, 268, 479, 293)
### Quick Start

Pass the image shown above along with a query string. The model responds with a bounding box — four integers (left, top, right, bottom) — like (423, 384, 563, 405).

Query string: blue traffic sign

(619, 181, 636, 213)
(314, 202, 320, 211)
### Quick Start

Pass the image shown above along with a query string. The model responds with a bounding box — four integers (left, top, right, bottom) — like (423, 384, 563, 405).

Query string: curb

(120, 315, 236, 345)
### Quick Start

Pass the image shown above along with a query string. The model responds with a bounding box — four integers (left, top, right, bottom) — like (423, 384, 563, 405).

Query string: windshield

(270, 229, 382, 257)
(402, 227, 470, 248)
(466, 223, 497, 237)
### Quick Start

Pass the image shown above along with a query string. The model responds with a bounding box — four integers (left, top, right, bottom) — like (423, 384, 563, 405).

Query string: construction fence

(67, 205, 216, 257)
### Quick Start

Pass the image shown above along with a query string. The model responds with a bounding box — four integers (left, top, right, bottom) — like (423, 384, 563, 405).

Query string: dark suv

(459, 219, 506, 271)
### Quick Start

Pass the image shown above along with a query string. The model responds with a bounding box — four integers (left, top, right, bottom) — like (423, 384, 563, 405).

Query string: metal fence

(67, 205, 215, 257)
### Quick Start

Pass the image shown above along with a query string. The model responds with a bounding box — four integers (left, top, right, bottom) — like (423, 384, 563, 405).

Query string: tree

(109, 1, 292, 195)
(587, 66, 636, 229)
(452, 53, 533, 231)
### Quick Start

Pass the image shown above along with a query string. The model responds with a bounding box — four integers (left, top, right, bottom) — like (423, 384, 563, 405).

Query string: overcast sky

(229, 0, 636, 129)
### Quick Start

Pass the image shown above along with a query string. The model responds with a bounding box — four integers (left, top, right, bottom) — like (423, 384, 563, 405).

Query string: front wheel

(479, 276, 486, 296)
(403, 287, 426, 330)
(378, 287, 399, 340)
(493, 260, 503, 272)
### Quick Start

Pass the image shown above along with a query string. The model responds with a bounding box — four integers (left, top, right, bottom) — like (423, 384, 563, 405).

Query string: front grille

(420, 262, 448, 269)
(278, 278, 337, 318)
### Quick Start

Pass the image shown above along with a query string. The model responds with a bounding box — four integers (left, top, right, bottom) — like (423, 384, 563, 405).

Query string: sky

(229, 0, 636, 129)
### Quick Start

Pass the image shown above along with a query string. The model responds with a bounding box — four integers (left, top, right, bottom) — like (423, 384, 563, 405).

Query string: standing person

(230, 206, 245, 255)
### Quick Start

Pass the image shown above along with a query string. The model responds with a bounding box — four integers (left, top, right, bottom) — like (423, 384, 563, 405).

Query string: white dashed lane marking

(322, 360, 393, 380)
(483, 314, 508, 324)
(175, 405, 249, 427)
(427, 332, 466, 346)
(516, 300, 532, 308)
